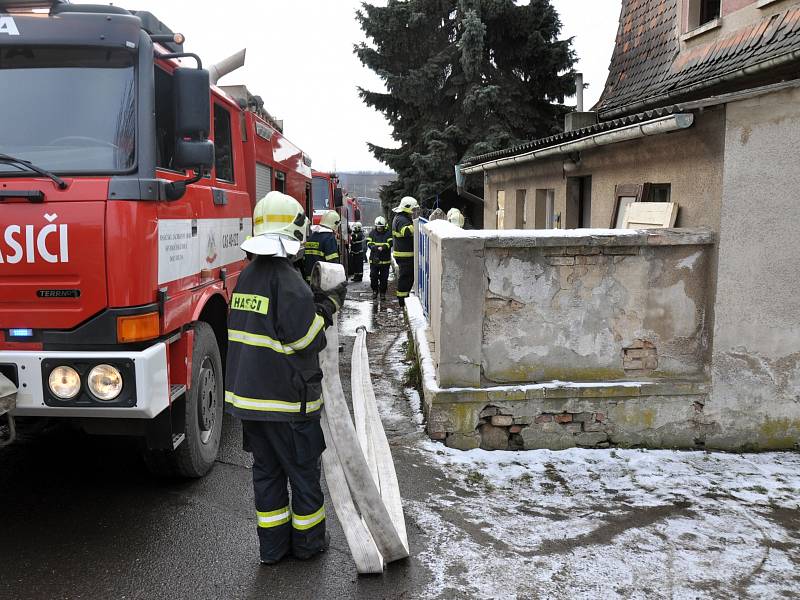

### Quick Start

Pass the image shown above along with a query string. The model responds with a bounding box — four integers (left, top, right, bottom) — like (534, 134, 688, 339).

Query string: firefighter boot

(373, 290, 379, 300)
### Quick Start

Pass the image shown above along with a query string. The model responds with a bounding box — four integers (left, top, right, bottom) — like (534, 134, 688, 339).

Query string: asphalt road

(0, 276, 433, 600)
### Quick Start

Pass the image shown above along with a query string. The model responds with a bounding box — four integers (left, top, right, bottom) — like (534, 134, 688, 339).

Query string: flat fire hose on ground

(0, 372, 17, 448)
(312, 263, 409, 574)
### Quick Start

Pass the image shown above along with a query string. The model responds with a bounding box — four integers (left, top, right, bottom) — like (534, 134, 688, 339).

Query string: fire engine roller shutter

(255, 163, 272, 201)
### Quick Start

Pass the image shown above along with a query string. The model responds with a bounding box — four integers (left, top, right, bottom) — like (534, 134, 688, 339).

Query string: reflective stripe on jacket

(392, 213, 414, 259)
(303, 230, 339, 279)
(225, 256, 327, 422)
(350, 231, 365, 255)
(367, 228, 393, 265)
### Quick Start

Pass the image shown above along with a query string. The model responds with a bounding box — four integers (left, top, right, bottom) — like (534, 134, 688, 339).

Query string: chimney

(564, 72, 598, 132)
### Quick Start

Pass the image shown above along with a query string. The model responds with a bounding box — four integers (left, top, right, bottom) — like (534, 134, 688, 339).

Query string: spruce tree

(356, 0, 575, 212)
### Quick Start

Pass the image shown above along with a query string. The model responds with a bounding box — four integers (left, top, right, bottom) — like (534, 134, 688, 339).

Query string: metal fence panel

(416, 218, 430, 320)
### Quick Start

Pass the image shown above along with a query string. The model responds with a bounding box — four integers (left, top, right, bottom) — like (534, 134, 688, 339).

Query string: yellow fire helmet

(447, 207, 465, 228)
(320, 210, 342, 232)
(392, 196, 419, 213)
(241, 191, 308, 257)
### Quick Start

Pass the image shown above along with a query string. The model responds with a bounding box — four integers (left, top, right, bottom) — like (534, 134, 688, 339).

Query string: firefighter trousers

(396, 258, 414, 300)
(370, 263, 390, 294)
(350, 252, 364, 280)
(242, 419, 327, 562)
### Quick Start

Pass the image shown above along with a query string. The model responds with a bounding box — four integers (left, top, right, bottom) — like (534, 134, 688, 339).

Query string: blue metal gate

(416, 217, 430, 320)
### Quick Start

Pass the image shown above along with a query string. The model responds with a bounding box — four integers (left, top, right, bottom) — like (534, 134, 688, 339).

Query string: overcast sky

(82, 0, 621, 172)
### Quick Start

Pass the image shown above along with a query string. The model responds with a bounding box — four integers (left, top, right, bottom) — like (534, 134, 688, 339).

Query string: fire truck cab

(0, 1, 275, 476)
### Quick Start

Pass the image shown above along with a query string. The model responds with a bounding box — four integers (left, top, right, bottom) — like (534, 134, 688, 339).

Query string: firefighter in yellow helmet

(228, 191, 346, 565)
(303, 210, 341, 282)
(391, 196, 418, 306)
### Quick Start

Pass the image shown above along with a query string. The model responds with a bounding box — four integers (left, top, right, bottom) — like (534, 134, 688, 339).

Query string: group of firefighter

(226, 190, 465, 566)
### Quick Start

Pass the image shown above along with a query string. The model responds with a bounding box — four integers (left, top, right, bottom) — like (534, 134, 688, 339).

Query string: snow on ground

(409, 441, 800, 600)
(349, 289, 800, 599)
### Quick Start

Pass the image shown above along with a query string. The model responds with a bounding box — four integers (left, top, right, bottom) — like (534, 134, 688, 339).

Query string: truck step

(170, 384, 187, 402)
(172, 433, 186, 450)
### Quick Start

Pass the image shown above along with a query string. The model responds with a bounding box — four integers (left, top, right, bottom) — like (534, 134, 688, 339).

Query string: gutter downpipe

(599, 48, 800, 120)
(460, 113, 694, 175)
(454, 164, 485, 204)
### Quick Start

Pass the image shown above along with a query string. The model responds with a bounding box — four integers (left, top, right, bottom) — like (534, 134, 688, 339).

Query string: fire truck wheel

(143, 322, 223, 478)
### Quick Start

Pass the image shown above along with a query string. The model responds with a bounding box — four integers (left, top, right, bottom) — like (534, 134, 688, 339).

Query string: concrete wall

(482, 240, 713, 384)
(705, 86, 800, 450)
(424, 222, 715, 389)
(482, 107, 725, 232)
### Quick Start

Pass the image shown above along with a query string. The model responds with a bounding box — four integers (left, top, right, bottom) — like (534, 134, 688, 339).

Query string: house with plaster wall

(411, 0, 800, 451)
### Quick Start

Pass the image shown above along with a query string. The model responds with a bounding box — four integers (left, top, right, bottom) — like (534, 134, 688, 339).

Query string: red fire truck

(0, 1, 313, 476)
(311, 171, 362, 274)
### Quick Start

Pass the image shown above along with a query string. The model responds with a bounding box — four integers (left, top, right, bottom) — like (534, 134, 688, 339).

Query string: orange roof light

(117, 312, 160, 343)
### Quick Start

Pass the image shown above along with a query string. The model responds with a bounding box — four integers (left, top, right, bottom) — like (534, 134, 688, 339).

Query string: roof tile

(595, 1, 800, 117)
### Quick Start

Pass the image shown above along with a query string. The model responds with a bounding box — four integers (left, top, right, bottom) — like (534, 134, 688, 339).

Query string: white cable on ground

(312, 263, 410, 574)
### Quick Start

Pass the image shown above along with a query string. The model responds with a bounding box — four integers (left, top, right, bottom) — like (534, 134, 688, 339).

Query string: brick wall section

(469, 405, 617, 450)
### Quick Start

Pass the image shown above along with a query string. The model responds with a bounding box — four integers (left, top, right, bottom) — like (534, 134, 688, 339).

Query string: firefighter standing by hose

(367, 216, 392, 301)
(391, 196, 418, 306)
(227, 191, 347, 565)
(349, 221, 365, 282)
(303, 210, 341, 282)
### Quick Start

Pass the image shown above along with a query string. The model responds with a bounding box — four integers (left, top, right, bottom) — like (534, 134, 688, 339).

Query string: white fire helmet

(447, 208, 465, 228)
(241, 191, 309, 257)
(392, 196, 419, 213)
(320, 210, 341, 231)
(374, 216, 387, 229)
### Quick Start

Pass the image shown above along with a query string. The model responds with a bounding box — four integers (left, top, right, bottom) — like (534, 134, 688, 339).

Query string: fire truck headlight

(87, 365, 123, 401)
(48, 366, 81, 400)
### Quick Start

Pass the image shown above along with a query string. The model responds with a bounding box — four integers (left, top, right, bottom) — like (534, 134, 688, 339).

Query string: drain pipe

(454, 164, 485, 204)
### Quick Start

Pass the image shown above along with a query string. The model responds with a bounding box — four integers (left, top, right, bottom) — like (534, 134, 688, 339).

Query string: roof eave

(459, 113, 695, 176)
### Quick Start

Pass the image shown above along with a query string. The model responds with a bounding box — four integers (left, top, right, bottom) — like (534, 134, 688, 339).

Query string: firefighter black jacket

(303, 229, 339, 279)
(224, 256, 327, 422)
(391, 213, 414, 258)
(367, 228, 392, 264)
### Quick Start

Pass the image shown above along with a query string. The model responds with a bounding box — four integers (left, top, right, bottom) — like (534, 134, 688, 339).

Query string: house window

(646, 184, 672, 203)
(496, 190, 506, 229)
(515, 189, 527, 229)
(534, 189, 556, 229)
(213, 103, 235, 182)
(275, 170, 286, 193)
(612, 183, 673, 228)
(688, 0, 721, 30)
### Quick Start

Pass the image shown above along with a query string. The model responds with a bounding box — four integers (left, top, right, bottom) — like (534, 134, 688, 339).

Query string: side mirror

(165, 67, 212, 201)
(334, 187, 344, 208)
(174, 139, 214, 171)
(174, 67, 211, 139)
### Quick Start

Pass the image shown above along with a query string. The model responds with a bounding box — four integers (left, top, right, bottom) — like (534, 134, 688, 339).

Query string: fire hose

(0, 372, 17, 448)
(312, 263, 409, 574)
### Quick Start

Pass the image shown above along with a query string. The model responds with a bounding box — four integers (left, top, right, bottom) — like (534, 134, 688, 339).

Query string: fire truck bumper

(0, 343, 169, 419)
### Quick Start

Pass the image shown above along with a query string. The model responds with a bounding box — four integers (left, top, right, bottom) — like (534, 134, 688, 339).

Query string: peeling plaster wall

(706, 86, 800, 450)
(482, 242, 712, 384)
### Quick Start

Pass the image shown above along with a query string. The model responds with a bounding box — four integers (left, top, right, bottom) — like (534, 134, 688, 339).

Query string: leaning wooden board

(622, 202, 678, 229)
